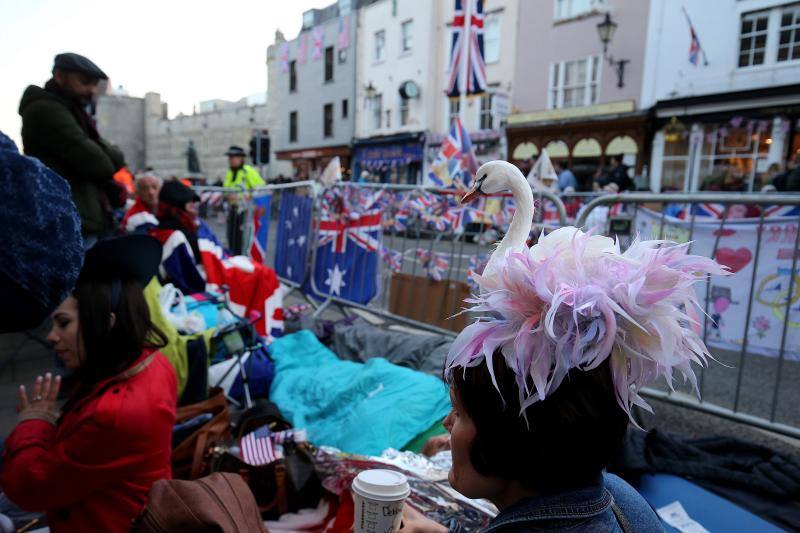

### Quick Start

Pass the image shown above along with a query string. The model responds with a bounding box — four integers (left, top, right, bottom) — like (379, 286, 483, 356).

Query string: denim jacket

(478, 474, 664, 532)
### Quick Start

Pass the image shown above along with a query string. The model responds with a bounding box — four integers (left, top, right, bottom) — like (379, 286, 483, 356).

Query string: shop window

(698, 122, 771, 192)
(372, 94, 383, 130)
(399, 97, 410, 126)
(375, 30, 386, 62)
(480, 93, 493, 130)
(324, 47, 334, 82)
(778, 4, 800, 62)
(323, 103, 334, 138)
(738, 10, 769, 67)
(554, 0, 606, 21)
(484, 14, 501, 63)
(401, 20, 413, 53)
(342, 98, 349, 119)
(512, 142, 539, 160)
(289, 111, 298, 143)
(549, 56, 599, 109)
(289, 61, 297, 93)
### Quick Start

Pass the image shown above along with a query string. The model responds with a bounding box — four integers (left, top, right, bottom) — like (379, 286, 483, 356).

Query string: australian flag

(313, 209, 382, 304)
(249, 195, 271, 264)
(275, 192, 313, 285)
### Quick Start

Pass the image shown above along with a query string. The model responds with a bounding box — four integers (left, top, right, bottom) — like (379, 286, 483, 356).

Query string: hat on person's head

(53, 52, 108, 80)
(79, 234, 162, 287)
(0, 131, 83, 333)
(225, 146, 247, 157)
(160, 180, 200, 209)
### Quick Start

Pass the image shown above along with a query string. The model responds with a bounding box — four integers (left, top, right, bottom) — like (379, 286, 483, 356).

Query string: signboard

(636, 208, 800, 360)
(507, 100, 635, 125)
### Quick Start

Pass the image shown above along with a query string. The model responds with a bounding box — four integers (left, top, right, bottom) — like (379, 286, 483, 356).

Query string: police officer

(222, 146, 265, 254)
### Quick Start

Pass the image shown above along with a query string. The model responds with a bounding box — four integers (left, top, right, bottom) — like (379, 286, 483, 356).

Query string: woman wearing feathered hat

(2, 235, 178, 532)
(400, 222, 727, 531)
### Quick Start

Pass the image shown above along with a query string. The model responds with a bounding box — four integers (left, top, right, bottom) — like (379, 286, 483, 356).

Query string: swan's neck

(493, 176, 534, 260)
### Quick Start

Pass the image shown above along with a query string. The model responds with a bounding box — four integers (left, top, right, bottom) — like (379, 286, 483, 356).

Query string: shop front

(275, 145, 351, 180)
(352, 132, 425, 185)
(506, 101, 649, 191)
(650, 84, 800, 193)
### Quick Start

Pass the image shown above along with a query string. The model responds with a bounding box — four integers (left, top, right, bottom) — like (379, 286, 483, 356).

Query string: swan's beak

(461, 185, 483, 204)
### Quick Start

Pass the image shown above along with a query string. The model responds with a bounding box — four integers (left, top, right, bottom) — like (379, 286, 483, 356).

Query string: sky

(0, 0, 333, 146)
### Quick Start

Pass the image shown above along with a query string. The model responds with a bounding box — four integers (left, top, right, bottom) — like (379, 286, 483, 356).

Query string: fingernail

(45, 372, 51, 379)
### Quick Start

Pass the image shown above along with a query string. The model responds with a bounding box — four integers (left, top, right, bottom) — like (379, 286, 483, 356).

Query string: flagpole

(459, 0, 471, 127)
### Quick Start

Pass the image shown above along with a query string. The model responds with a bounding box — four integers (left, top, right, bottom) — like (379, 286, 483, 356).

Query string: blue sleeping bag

(269, 330, 451, 456)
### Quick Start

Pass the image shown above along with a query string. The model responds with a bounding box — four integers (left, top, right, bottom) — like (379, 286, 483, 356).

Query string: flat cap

(53, 52, 108, 80)
(160, 180, 200, 209)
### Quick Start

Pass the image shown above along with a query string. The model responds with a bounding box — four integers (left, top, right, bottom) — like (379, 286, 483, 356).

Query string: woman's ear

(109, 312, 116, 329)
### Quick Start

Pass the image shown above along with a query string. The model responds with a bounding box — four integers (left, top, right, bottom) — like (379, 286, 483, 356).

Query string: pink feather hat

(446, 227, 729, 420)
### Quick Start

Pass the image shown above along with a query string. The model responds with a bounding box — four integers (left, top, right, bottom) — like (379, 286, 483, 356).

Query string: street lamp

(596, 12, 629, 88)
(364, 82, 377, 99)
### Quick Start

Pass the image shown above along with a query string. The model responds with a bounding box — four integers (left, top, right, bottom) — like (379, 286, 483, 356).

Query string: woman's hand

(18, 373, 61, 422)
(421, 434, 451, 457)
(398, 504, 448, 533)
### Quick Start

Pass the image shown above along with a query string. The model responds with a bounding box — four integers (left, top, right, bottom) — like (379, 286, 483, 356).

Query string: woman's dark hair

(68, 279, 167, 402)
(450, 354, 629, 494)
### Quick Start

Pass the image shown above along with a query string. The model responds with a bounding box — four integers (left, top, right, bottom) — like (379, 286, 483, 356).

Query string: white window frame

(374, 30, 386, 62)
(372, 94, 383, 130)
(399, 97, 410, 126)
(479, 93, 493, 130)
(483, 13, 501, 64)
(738, 10, 770, 68)
(401, 20, 413, 53)
(448, 98, 460, 126)
(554, 0, 606, 21)
(777, 4, 800, 63)
(547, 56, 600, 110)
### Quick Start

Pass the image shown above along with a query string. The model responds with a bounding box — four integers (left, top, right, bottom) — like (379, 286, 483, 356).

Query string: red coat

(2, 350, 177, 532)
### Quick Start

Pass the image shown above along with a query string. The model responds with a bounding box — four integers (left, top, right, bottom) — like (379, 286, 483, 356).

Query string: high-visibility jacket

(223, 164, 265, 190)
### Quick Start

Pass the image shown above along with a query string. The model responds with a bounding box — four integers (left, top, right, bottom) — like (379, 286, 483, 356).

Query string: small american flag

(240, 426, 282, 466)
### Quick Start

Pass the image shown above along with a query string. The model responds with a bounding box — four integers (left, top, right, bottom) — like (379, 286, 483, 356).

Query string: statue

(186, 140, 201, 174)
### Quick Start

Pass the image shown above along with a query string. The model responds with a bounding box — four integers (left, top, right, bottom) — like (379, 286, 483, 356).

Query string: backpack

(133, 472, 266, 532)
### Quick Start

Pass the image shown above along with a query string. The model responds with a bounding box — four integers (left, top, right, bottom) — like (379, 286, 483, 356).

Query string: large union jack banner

(447, 0, 487, 97)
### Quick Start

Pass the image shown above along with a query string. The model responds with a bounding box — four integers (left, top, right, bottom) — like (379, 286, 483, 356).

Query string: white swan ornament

(461, 160, 535, 289)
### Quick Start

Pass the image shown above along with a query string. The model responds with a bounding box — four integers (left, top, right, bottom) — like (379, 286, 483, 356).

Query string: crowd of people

(0, 51, 739, 532)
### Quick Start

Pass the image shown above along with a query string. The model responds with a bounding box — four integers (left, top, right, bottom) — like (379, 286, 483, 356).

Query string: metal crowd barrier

(193, 180, 800, 440)
(577, 192, 800, 439)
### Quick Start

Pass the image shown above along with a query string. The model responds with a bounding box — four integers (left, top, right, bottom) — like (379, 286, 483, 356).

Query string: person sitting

(400, 227, 725, 532)
(122, 172, 162, 233)
(595, 155, 634, 192)
(1, 235, 177, 532)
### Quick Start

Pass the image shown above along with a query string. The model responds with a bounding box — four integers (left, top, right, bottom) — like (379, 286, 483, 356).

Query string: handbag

(133, 472, 267, 532)
(172, 387, 231, 479)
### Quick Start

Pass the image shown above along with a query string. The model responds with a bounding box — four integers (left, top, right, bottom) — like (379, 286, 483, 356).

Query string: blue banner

(275, 193, 312, 284)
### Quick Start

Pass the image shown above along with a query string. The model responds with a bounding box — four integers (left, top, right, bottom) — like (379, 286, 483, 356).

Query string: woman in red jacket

(2, 235, 178, 532)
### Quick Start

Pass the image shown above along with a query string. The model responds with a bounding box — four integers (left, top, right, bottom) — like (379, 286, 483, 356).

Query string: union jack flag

(447, 0, 487, 97)
(248, 195, 271, 264)
(409, 191, 438, 214)
(428, 118, 478, 188)
(492, 197, 516, 229)
(443, 203, 472, 233)
(392, 208, 410, 232)
(416, 249, 451, 282)
(467, 254, 487, 289)
(318, 210, 382, 253)
(380, 246, 403, 273)
(683, 6, 707, 67)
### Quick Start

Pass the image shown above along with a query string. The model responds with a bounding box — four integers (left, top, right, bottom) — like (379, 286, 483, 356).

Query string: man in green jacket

(223, 146, 265, 254)
(19, 53, 126, 244)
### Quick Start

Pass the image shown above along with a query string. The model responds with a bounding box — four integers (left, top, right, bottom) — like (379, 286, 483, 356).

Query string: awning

(353, 133, 424, 169)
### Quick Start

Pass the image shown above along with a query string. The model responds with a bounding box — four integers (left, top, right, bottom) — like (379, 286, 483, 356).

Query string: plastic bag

(158, 283, 207, 334)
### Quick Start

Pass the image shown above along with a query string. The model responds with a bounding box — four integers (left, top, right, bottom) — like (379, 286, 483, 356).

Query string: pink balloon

(714, 297, 730, 314)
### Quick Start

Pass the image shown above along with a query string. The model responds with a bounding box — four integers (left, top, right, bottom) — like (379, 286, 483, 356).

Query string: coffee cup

(352, 469, 411, 533)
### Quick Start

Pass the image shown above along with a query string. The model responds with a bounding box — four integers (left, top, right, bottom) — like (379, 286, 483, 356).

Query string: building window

(386, 109, 392, 129)
(342, 98, 349, 119)
(738, 10, 769, 67)
(324, 47, 334, 81)
(401, 20, 413, 52)
(480, 93, 493, 130)
(289, 111, 298, 142)
(484, 14, 501, 63)
(778, 4, 800, 62)
(549, 56, 599, 109)
(323, 103, 333, 137)
(448, 98, 460, 124)
(289, 60, 297, 92)
(375, 30, 386, 61)
(554, 0, 605, 20)
(399, 97, 410, 126)
(372, 94, 382, 129)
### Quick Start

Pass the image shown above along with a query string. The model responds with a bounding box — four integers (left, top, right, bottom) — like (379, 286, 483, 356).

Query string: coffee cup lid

(352, 469, 410, 501)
